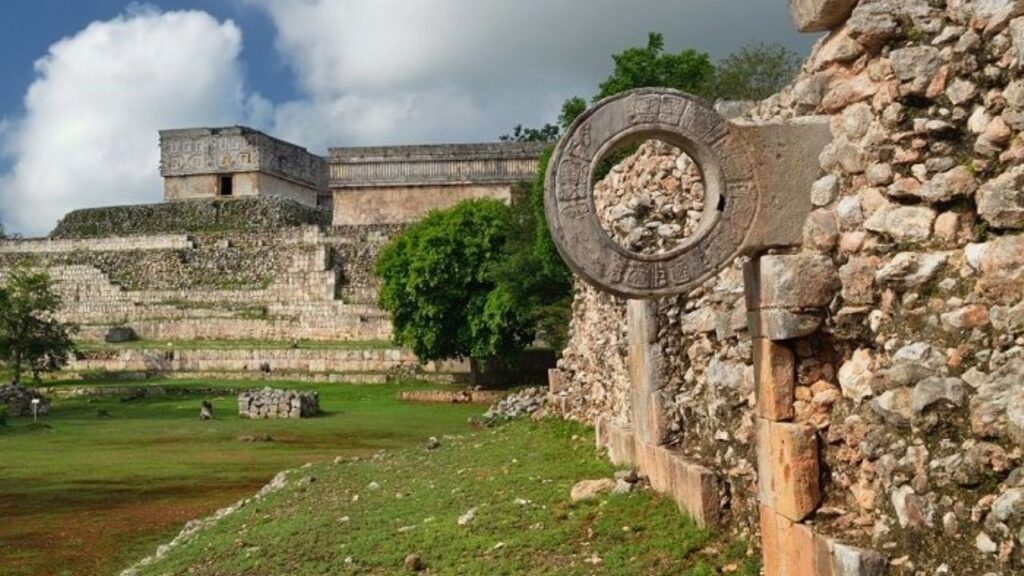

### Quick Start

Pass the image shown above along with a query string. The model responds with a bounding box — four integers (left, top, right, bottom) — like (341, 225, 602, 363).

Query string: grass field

(131, 419, 759, 576)
(0, 379, 482, 576)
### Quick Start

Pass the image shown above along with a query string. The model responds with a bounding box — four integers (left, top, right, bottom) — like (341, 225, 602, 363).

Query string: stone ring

(544, 88, 759, 299)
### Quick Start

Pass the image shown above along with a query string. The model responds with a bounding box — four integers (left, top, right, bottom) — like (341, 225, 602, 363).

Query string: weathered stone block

(826, 539, 888, 576)
(748, 309, 824, 340)
(758, 419, 822, 522)
(754, 338, 796, 421)
(788, 0, 859, 32)
(746, 255, 840, 310)
(607, 424, 636, 467)
(627, 300, 669, 444)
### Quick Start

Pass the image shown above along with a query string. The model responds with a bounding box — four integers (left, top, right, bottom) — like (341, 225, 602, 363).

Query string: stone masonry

(549, 1, 1024, 574)
(237, 387, 319, 419)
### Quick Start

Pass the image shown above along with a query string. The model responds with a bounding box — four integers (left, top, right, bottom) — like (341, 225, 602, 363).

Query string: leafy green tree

(0, 263, 77, 383)
(488, 149, 574, 352)
(595, 32, 716, 101)
(558, 97, 587, 130)
(712, 42, 801, 101)
(376, 200, 536, 362)
(500, 124, 560, 143)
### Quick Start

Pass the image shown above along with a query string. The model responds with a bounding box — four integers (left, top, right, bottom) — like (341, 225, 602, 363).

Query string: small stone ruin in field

(237, 387, 319, 419)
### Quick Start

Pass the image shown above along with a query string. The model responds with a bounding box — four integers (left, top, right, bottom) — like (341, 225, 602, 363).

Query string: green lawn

(0, 379, 481, 576)
(131, 419, 759, 576)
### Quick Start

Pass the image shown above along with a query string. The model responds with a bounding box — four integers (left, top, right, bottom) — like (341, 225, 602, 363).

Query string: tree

(712, 42, 801, 101)
(558, 97, 587, 130)
(376, 200, 535, 362)
(595, 33, 716, 101)
(0, 263, 77, 383)
(488, 148, 574, 352)
(500, 124, 560, 143)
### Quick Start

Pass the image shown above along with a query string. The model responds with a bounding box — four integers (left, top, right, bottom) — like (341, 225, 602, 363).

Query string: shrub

(0, 405, 7, 426)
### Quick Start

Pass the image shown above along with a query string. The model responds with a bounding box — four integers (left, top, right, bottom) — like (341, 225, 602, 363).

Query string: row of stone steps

(42, 370, 469, 389)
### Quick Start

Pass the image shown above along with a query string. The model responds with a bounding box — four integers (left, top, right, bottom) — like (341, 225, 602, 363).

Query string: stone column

(626, 299, 668, 446)
(745, 256, 886, 576)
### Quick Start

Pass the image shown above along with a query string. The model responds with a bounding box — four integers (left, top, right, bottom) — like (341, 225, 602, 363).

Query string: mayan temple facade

(0, 129, 544, 383)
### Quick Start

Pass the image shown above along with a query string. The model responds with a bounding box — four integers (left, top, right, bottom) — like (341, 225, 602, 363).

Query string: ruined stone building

(1, 0, 1023, 573)
(546, 1, 1024, 575)
(0, 129, 544, 382)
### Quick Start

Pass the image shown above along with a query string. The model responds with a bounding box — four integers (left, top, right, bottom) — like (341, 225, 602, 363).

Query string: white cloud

(248, 0, 812, 149)
(0, 8, 255, 236)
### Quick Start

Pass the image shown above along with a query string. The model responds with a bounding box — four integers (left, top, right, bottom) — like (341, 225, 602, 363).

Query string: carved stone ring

(544, 89, 758, 299)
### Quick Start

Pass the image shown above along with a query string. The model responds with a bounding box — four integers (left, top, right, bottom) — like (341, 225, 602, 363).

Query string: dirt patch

(0, 482, 261, 576)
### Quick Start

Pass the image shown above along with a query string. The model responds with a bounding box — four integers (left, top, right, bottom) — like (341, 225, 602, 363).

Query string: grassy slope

(0, 380, 481, 576)
(134, 419, 759, 576)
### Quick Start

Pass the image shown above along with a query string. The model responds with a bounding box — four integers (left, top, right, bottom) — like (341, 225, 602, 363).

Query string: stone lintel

(757, 419, 822, 522)
(754, 338, 797, 421)
(734, 116, 833, 253)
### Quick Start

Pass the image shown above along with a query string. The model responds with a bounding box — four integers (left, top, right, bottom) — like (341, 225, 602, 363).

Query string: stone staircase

(0, 224, 451, 383)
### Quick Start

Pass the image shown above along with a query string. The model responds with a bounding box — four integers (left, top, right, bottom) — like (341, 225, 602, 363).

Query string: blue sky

(0, 1, 815, 235)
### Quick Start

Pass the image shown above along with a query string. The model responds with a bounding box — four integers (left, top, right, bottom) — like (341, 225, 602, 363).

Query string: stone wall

(237, 387, 319, 419)
(329, 142, 543, 226)
(333, 184, 519, 226)
(49, 197, 330, 239)
(0, 217, 401, 348)
(552, 1, 1024, 573)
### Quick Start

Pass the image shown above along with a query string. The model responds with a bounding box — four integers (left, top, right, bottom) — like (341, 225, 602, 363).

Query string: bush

(0, 405, 6, 426)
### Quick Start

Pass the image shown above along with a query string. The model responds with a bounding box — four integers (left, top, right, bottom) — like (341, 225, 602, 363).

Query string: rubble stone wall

(553, 1, 1024, 573)
(237, 388, 320, 419)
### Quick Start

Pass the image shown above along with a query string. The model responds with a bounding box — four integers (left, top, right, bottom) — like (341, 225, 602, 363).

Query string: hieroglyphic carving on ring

(544, 88, 760, 299)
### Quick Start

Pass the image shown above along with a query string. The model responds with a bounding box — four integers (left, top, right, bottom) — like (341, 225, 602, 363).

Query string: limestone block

(607, 424, 636, 467)
(788, 0, 858, 32)
(754, 338, 796, 421)
(667, 453, 721, 527)
(758, 419, 822, 522)
(759, 506, 819, 576)
(747, 255, 840, 310)
(748, 309, 824, 341)
(825, 539, 888, 576)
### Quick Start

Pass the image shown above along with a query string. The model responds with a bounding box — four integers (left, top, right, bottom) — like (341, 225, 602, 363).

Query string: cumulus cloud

(249, 0, 812, 150)
(0, 7, 257, 236)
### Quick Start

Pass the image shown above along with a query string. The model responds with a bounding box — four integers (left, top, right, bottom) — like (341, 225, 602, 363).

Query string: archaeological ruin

(0, 131, 544, 384)
(546, 1, 1024, 574)
(1, 0, 1023, 574)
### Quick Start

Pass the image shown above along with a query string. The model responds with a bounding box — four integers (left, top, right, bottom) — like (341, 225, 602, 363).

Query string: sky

(0, 0, 815, 236)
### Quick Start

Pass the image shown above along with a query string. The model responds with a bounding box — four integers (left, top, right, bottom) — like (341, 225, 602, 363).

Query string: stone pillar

(745, 256, 886, 576)
(626, 299, 669, 446)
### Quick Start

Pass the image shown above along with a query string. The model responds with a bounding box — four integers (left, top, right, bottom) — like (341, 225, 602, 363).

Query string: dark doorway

(219, 175, 233, 196)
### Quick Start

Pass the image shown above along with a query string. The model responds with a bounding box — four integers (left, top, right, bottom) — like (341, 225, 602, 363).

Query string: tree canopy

(376, 200, 536, 362)
(595, 33, 716, 101)
(713, 42, 801, 101)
